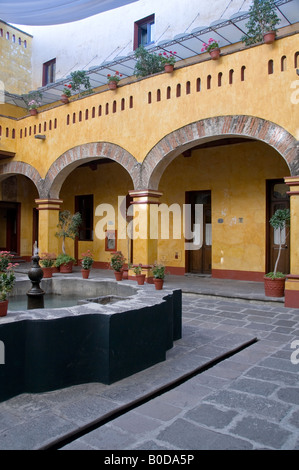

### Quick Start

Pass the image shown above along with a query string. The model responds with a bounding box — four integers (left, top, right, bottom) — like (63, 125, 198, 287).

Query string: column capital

(35, 199, 63, 210)
(285, 176, 299, 195)
(129, 189, 163, 205)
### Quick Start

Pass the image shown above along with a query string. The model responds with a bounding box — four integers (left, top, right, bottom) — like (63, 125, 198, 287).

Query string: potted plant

(28, 99, 40, 115)
(107, 71, 123, 89)
(264, 208, 290, 297)
(55, 210, 82, 272)
(241, 0, 281, 46)
(130, 263, 146, 285)
(201, 38, 221, 60)
(55, 253, 76, 273)
(40, 252, 56, 278)
(0, 263, 18, 316)
(22, 91, 42, 115)
(81, 250, 94, 279)
(110, 251, 125, 281)
(152, 263, 166, 290)
(61, 84, 72, 103)
(134, 45, 165, 77)
(159, 51, 177, 72)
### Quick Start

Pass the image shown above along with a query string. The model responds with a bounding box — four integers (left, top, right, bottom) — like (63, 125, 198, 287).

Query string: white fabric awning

(0, 0, 140, 26)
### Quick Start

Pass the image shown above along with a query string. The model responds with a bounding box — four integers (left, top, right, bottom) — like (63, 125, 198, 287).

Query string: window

(75, 195, 94, 241)
(134, 14, 154, 49)
(42, 58, 56, 86)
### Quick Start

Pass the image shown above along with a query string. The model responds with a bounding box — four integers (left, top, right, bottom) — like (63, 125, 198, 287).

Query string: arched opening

(142, 117, 296, 281)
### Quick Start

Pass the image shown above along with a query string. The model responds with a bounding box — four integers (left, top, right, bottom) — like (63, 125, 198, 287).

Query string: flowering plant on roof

(62, 83, 72, 97)
(159, 51, 177, 65)
(107, 71, 123, 83)
(28, 99, 40, 110)
(201, 38, 219, 53)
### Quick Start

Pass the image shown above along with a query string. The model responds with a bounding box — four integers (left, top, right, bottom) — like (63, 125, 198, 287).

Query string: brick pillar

(35, 199, 63, 257)
(128, 190, 163, 283)
(284, 176, 299, 308)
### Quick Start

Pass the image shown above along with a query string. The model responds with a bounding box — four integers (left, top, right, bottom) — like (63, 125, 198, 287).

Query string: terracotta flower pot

(122, 268, 128, 280)
(0, 300, 8, 317)
(209, 48, 220, 60)
(61, 94, 69, 104)
(264, 276, 286, 297)
(263, 31, 276, 44)
(29, 108, 38, 116)
(164, 64, 174, 73)
(108, 81, 117, 90)
(136, 274, 146, 285)
(154, 278, 164, 290)
(59, 261, 73, 273)
(114, 271, 123, 281)
(81, 269, 90, 279)
(42, 267, 53, 278)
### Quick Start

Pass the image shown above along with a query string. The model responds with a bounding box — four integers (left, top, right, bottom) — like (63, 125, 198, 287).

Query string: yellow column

(128, 190, 162, 282)
(284, 176, 299, 308)
(35, 199, 63, 257)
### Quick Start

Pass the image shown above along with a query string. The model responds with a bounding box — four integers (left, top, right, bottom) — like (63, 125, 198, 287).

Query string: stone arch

(41, 142, 141, 199)
(141, 116, 299, 190)
(0, 161, 42, 194)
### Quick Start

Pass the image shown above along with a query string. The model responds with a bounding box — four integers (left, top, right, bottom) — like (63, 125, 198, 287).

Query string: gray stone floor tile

(230, 416, 292, 449)
(185, 403, 238, 429)
(157, 418, 253, 450)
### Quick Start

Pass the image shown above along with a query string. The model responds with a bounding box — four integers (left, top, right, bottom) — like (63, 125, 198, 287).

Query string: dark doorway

(186, 190, 211, 274)
(266, 180, 290, 274)
(0, 202, 20, 254)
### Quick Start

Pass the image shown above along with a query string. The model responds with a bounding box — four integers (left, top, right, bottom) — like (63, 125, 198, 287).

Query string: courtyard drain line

(44, 336, 258, 450)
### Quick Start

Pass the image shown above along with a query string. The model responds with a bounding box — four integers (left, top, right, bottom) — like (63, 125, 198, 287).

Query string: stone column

(35, 199, 63, 256)
(284, 176, 299, 308)
(128, 190, 163, 283)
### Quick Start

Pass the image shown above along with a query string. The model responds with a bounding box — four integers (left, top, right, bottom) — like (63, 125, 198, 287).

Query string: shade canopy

(0, 0, 140, 25)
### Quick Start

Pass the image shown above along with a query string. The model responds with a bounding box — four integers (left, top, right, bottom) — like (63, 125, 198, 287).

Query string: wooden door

(267, 180, 290, 274)
(186, 191, 211, 274)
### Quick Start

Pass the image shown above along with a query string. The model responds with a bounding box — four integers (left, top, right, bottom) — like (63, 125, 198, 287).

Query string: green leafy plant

(134, 45, 165, 77)
(129, 263, 143, 275)
(110, 251, 125, 272)
(242, 0, 281, 45)
(265, 208, 290, 279)
(40, 252, 56, 268)
(67, 70, 92, 97)
(55, 253, 75, 267)
(81, 250, 94, 269)
(62, 84, 72, 97)
(152, 263, 166, 279)
(55, 210, 82, 255)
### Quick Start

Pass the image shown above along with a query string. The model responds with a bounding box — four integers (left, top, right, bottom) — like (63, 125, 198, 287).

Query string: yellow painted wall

(0, 34, 297, 177)
(58, 162, 132, 263)
(158, 141, 290, 273)
(0, 21, 33, 95)
(49, 140, 290, 275)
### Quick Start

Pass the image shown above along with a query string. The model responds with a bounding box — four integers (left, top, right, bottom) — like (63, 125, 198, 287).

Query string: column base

(285, 276, 299, 308)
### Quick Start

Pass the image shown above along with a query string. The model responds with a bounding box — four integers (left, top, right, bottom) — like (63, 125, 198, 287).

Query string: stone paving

(0, 268, 298, 450)
(60, 294, 299, 451)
